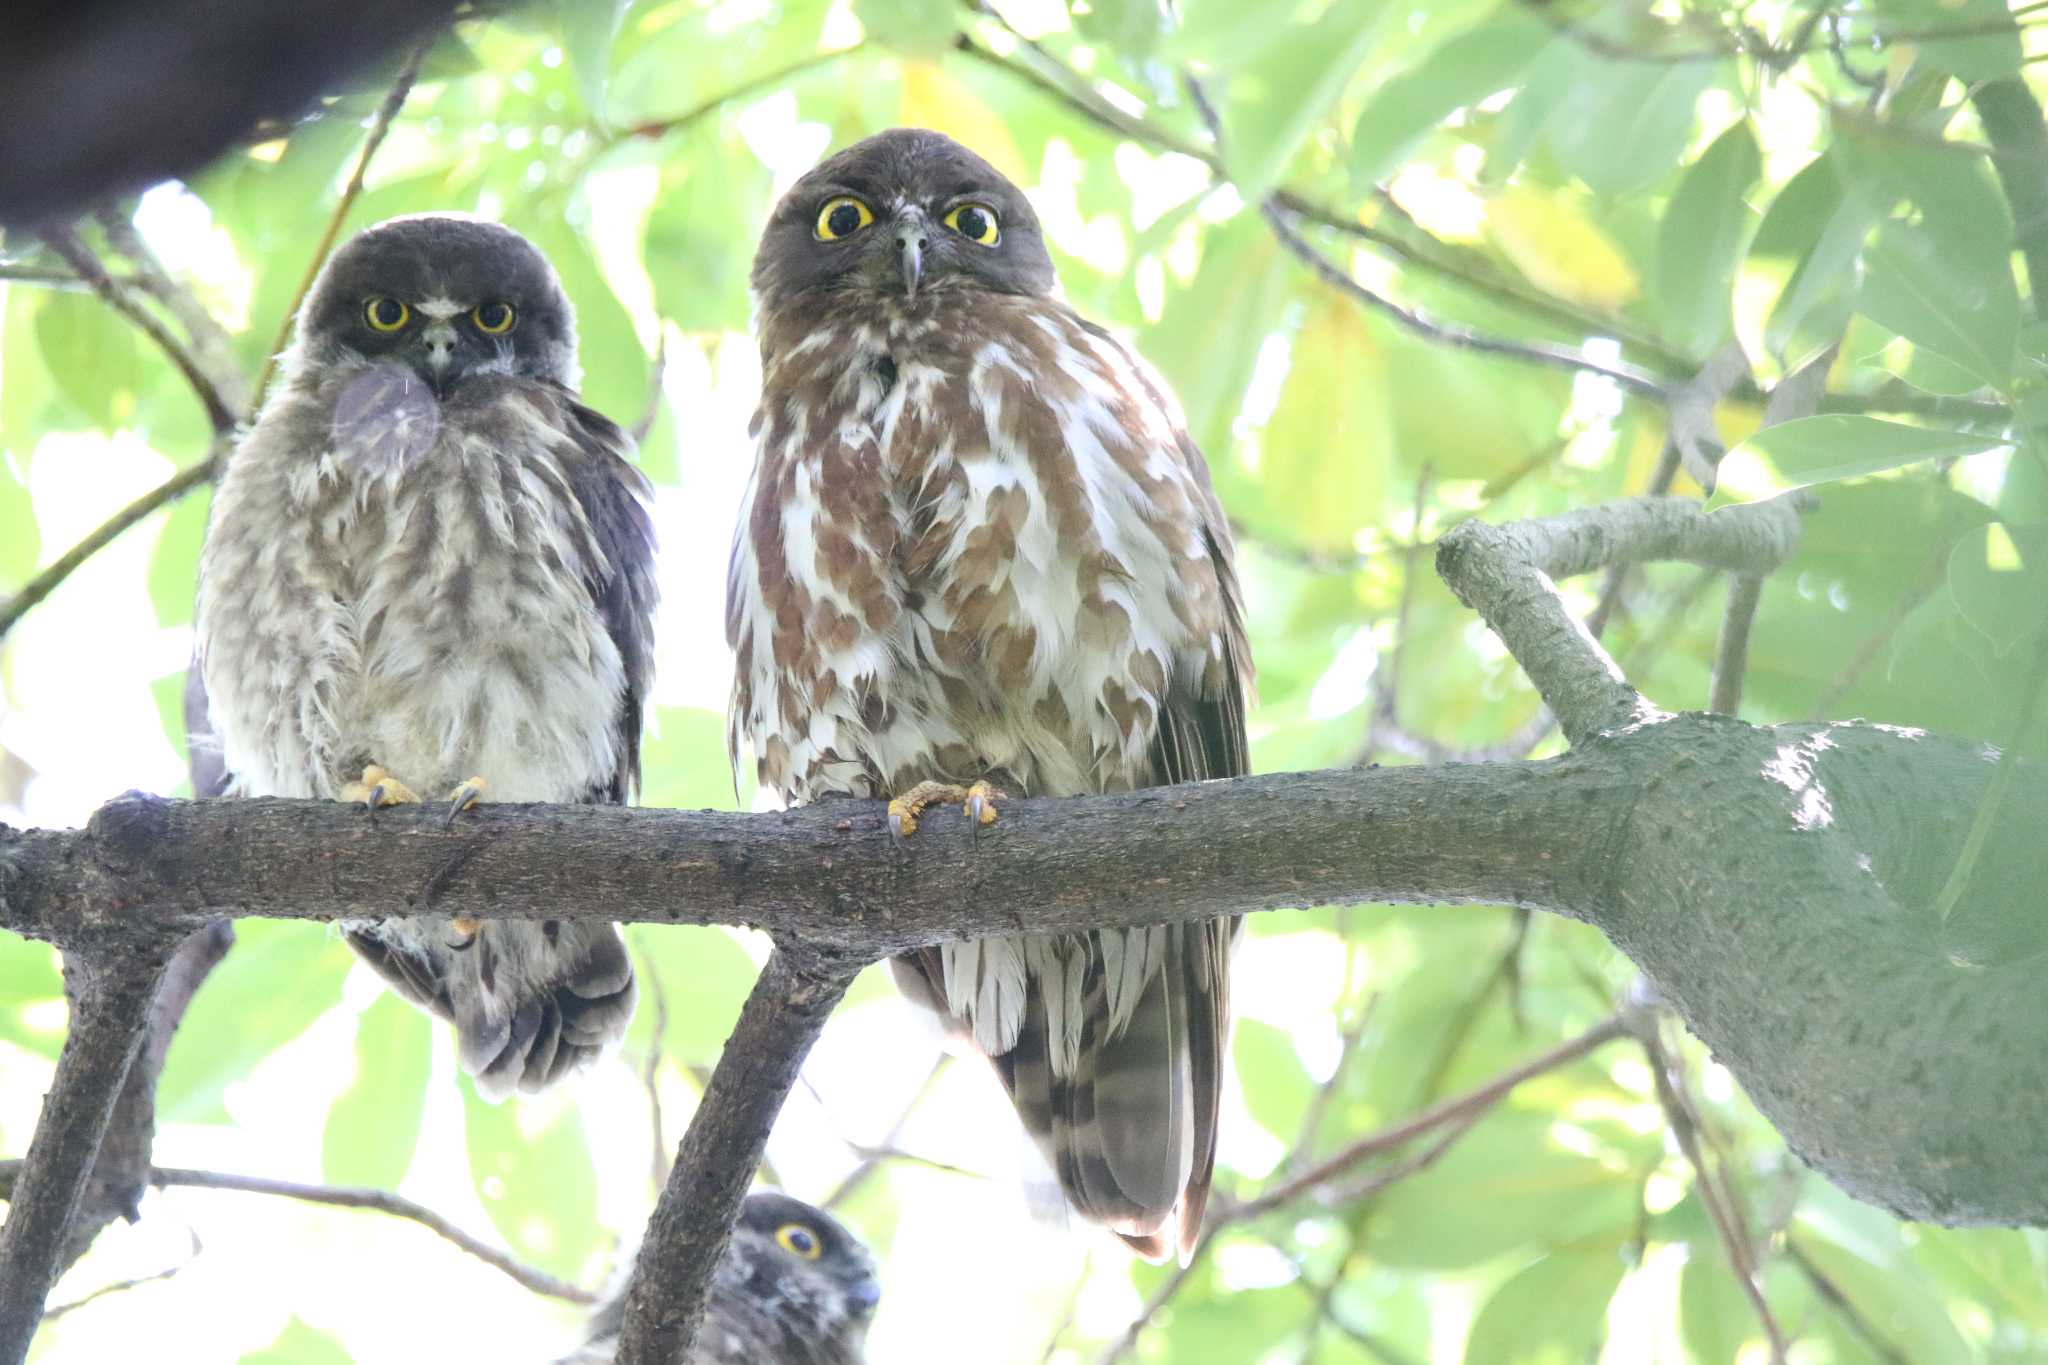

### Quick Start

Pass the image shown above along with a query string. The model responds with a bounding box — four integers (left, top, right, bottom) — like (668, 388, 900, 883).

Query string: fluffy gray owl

(728, 129, 1252, 1259)
(195, 214, 656, 1097)
(555, 1192, 880, 1365)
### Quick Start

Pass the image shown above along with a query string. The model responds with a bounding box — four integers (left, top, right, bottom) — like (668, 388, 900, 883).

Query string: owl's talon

(888, 779, 999, 842)
(341, 764, 420, 811)
(447, 914, 483, 950)
(964, 781, 1000, 828)
(446, 776, 487, 824)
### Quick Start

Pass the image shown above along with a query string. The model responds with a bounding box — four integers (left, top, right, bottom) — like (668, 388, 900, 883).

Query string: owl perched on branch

(196, 214, 656, 1097)
(728, 129, 1252, 1260)
(556, 1191, 880, 1365)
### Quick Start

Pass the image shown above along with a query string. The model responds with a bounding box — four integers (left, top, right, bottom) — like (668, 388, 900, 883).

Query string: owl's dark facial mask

(751, 128, 1056, 307)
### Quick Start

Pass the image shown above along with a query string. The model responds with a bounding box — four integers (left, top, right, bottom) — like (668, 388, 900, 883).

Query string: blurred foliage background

(4, 0, 2048, 1361)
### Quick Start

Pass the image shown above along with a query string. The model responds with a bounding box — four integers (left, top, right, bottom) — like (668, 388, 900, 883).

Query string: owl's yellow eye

(814, 196, 874, 241)
(364, 297, 410, 332)
(775, 1223, 822, 1260)
(472, 301, 516, 335)
(943, 202, 1000, 247)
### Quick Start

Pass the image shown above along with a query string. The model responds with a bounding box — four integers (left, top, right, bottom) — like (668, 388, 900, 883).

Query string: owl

(195, 214, 657, 1098)
(727, 129, 1252, 1260)
(556, 1191, 881, 1365)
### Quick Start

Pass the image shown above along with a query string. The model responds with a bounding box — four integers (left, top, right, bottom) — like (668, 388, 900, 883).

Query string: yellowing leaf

(1485, 185, 1640, 312)
(898, 64, 1028, 186)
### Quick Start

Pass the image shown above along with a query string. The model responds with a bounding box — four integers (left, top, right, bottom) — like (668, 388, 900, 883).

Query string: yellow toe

(341, 764, 420, 809)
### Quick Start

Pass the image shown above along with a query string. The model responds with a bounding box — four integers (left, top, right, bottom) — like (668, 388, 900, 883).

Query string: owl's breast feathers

(727, 287, 1251, 805)
(199, 368, 656, 805)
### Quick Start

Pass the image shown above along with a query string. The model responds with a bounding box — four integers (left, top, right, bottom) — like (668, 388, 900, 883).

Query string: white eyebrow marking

(417, 297, 464, 318)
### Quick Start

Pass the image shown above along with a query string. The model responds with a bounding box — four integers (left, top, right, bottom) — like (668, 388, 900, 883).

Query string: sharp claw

(888, 806, 912, 842)
(446, 777, 486, 824)
(366, 781, 388, 812)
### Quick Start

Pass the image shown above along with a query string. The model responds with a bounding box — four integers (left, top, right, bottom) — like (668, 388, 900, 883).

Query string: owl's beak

(419, 322, 458, 392)
(893, 209, 929, 299)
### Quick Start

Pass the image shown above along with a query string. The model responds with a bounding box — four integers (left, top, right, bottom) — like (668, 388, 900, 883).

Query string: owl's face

(294, 214, 580, 394)
(725, 1191, 881, 1343)
(752, 127, 1056, 310)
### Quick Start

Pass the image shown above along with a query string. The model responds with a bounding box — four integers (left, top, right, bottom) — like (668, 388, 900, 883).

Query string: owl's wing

(558, 395, 660, 803)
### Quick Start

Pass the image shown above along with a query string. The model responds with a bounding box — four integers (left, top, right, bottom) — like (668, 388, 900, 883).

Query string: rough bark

(614, 944, 860, 1365)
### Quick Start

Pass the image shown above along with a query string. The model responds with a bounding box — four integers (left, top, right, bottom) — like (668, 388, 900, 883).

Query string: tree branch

(614, 943, 861, 1365)
(0, 945, 172, 1361)
(33, 226, 239, 434)
(1710, 575, 1765, 716)
(1435, 494, 1808, 744)
(0, 445, 225, 647)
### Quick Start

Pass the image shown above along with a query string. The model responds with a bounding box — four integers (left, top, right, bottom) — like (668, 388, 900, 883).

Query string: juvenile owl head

(752, 128, 1055, 309)
(292, 214, 580, 394)
(721, 1190, 881, 1345)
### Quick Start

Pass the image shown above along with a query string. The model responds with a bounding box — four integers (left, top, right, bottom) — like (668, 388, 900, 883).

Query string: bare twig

(145, 1167, 595, 1302)
(621, 46, 863, 140)
(614, 944, 863, 1365)
(628, 335, 667, 447)
(1261, 200, 1668, 399)
(1786, 1238, 1911, 1365)
(0, 443, 225, 647)
(0, 946, 174, 1358)
(638, 948, 672, 1194)
(93, 208, 250, 415)
(251, 36, 431, 409)
(1231, 1013, 1628, 1223)
(39, 1227, 200, 1322)
(1637, 1025, 1790, 1362)
(1710, 575, 1765, 716)
(824, 1053, 949, 1210)
(34, 226, 239, 433)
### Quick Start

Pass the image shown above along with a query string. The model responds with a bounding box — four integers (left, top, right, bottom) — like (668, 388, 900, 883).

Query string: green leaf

(558, 0, 629, 118)
(528, 219, 649, 430)
(1654, 121, 1762, 357)
(239, 1318, 353, 1365)
(1232, 1018, 1314, 1142)
(1860, 221, 2017, 391)
(639, 705, 741, 812)
(644, 136, 773, 334)
(321, 994, 432, 1189)
(158, 922, 348, 1122)
(1464, 1241, 1629, 1365)
(1348, 12, 1554, 186)
(1791, 1229, 1973, 1363)
(463, 1077, 602, 1281)
(1141, 215, 1294, 462)
(1363, 1110, 1640, 1269)
(1074, 0, 1168, 58)
(1680, 1252, 1758, 1364)
(1869, 0, 2022, 80)
(34, 290, 145, 430)
(1547, 56, 1719, 198)
(147, 485, 210, 628)
(1947, 522, 2048, 656)
(0, 441, 36, 586)
(0, 935, 66, 1061)
(1213, 0, 1390, 200)
(1743, 151, 1875, 364)
(1260, 301, 1389, 551)
(1715, 416, 2008, 502)
(627, 925, 761, 1068)
(853, 0, 960, 57)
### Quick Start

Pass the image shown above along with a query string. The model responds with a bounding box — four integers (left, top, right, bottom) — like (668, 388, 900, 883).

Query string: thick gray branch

(1436, 494, 1809, 743)
(0, 947, 170, 1362)
(615, 944, 860, 1364)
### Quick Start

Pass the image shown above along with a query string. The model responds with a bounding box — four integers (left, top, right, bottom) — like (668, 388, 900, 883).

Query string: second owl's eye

(775, 1223, 822, 1260)
(944, 202, 1000, 247)
(472, 301, 516, 334)
(814, 196, 874, 241)
(364, 297, 410, 332)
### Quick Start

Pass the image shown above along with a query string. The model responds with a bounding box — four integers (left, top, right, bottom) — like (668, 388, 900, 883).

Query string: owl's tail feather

(925, 917, 1234, 1265)
(345, 918, 636, 1100)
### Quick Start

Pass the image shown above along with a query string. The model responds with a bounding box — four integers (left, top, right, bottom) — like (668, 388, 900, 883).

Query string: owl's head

(752, 127, 1055, 310)
(724, 1190, 882, 1343)
(292, 214, 580, 394)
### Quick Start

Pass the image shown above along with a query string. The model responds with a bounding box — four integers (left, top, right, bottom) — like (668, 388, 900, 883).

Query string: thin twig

(1260, 202, 1669, 399)
(40, 1228, 200, 1322)
(622, 46, 863, 140)
(1710, 575, 1765, 716)
(144, 1166, 596, 1303)
(0, 444, 225, 646)
(1092, 1241, 1210, 1365)
(1809, 545, 1948, 718)
(34, 226, 238, 434)
(1637, 1027, 1790, 1362)
(1036, 1252, 1093, 1365)
(639, 948, 672, 1195)
(1786, 1239, 1911, 1365)
(824, 1053, 950, 1210)
(94, 208, 250, 415)
(250, 36, 431, 409)
(1231, 1013, 1628, 1223)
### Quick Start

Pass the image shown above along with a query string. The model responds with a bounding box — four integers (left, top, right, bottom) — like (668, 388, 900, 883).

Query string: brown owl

(726, 129, 1252, 1260)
